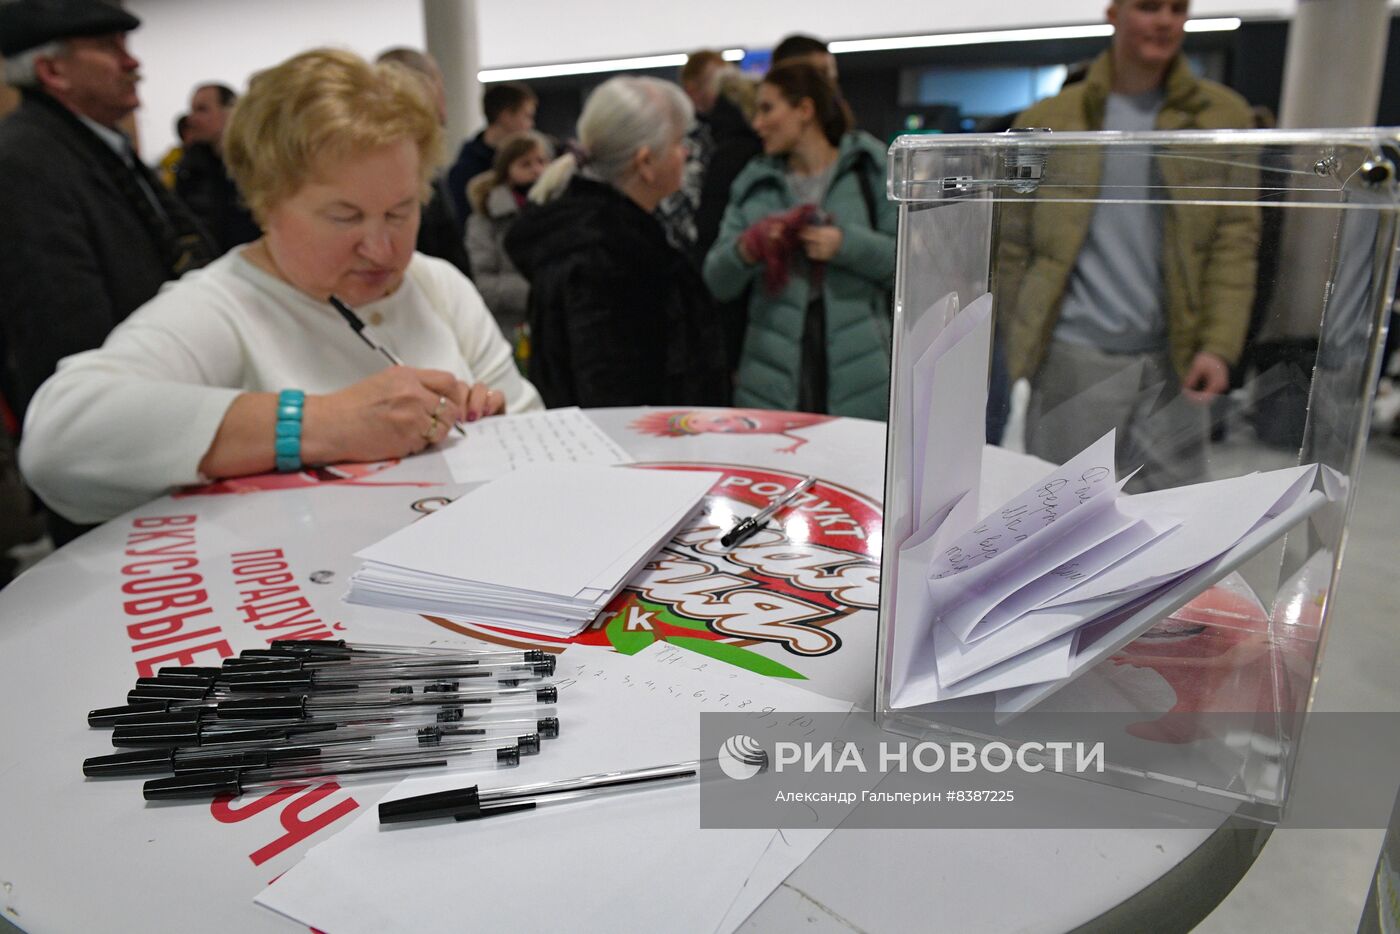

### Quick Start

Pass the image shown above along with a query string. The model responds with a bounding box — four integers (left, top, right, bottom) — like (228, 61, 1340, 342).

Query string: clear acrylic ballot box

(874, 129, 1400, 822)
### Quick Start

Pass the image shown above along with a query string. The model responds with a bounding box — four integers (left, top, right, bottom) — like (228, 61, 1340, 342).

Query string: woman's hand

(798, 224, 843, 262)
(463, 381, 507, 421)
(303, 366, 471, 463)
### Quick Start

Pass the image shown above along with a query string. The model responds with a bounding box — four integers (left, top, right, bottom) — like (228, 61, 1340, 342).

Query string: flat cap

(0, 0, 140, 57)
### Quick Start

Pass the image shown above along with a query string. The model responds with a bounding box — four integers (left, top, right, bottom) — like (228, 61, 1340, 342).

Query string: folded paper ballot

(888, 290, 1336, 714)
(892, 437, 1330, 711)
(346, 465, 721, 637)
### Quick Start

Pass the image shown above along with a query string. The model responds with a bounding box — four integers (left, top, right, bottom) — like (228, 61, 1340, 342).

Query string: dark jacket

(0, 90, 214, 424)
(504, 175, 729, 409)
(693, 94, 762, 265)
(417, 171, 472, 277)
(446, 131, 494, 232)
(692, 94, 763, 372)
(174, 142, 260, 255)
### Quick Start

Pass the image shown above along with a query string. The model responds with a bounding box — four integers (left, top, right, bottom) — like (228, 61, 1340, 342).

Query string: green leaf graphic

(605, 612, 657, 655)
(666, 636, 807, 680)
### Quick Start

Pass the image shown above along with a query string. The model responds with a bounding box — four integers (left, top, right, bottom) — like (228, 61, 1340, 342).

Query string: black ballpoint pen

(720, 476, 816, 548)
(329, 294, 467, 437)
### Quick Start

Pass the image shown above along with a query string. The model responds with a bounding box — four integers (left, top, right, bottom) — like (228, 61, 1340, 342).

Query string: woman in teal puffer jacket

(702, 62, 896, 420)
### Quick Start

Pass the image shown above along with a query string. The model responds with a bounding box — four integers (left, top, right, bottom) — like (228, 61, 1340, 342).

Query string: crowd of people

(0, 0, 1257, 580)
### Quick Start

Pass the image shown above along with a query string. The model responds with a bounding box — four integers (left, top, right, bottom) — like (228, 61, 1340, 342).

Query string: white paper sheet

(1037, 464, 1319, 609)
(994, 487, 1331, 719)
(926, 430, 1118, 584)
(440, 407, 633, 483)
(911, 294, 993, 530)
(256, 644, 853, 934)
(932, 483, 1132, 644)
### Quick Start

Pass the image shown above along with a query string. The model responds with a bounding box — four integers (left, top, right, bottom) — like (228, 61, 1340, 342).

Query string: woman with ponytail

(703, 62, 895, 420)
(504, 76, 728, 408)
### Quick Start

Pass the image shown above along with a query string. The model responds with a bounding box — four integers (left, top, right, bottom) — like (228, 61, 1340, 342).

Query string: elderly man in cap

(0, 0, 214, 542)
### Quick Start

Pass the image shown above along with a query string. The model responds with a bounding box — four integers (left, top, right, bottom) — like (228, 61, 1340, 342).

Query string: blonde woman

(21, 49, 541, 525)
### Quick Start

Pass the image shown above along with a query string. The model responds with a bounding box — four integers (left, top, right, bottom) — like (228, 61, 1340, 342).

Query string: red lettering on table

(120, 557, 199, 575)
(133, 515, 197, 528)
(135, 640, 234, 677)
(230, 548, 335, 641)
(210, 782, 361, 866)
(119, 515, 232, 677)
(120, 572, 204, 594)
(122, 588, 208, 616)
(126, 606, 213, 643)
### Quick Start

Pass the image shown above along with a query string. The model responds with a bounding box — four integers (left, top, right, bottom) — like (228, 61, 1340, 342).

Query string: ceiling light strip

(479, 48, 746, 83)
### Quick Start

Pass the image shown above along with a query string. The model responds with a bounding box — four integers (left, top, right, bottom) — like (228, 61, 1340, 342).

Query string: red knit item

(738, 203, 826, 295)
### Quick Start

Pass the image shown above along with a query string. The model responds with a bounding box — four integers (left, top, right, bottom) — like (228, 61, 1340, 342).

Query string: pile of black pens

(84, 638, 561, 802)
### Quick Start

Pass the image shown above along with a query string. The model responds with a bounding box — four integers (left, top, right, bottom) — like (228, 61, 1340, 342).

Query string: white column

(1278, 0, 1390, 128)
(423, 0, 483, 154)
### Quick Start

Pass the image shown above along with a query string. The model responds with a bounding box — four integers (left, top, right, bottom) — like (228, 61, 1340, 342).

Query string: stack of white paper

(889, 291, 1335, 716)
(346, 464, 720, 637)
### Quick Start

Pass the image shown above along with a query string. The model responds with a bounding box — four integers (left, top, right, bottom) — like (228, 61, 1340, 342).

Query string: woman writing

(703, 63, 896, 420)
(20, 49, 541, 524)
(504, 76, 728, 409)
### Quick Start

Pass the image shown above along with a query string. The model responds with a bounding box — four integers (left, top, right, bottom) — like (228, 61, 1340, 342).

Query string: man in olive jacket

(998, 0, 1257, 489)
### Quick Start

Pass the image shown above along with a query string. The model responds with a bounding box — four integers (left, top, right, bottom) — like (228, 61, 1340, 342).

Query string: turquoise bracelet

(274, 389, 304, 472)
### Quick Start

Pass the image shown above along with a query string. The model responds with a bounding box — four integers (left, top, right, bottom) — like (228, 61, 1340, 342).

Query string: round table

(0, 407, 1254, 933)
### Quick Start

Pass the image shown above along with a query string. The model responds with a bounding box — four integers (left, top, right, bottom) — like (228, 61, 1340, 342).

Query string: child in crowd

(465, 131, 552, 365)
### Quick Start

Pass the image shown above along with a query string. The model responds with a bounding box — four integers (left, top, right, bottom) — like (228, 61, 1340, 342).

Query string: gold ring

(423, 413, 440, 442)
(433, 395, 448, 418)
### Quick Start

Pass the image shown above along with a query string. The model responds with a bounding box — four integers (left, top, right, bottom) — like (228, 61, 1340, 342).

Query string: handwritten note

(440, 407, 633, 483)
(927, 430, 1117, 581)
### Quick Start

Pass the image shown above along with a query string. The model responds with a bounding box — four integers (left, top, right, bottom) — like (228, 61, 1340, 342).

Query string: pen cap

(238, 648, 313, 660)
(127, 683, 210, 702)
(91, 706, 206, 729)
(497, 746, 520, 767)
(87, 700, 172, 727)
(144, 769, 243, 801)
(216, 695, 308, 720)
(110, 721, 201, 748)
(136, 675, 216, 690)
(536, 717, 560, 739)
(535, 657, 556, 677)
(535, 687, 557, 704)
(220, 658, 305, 674)
(516, 733, 540, 755)
(378, 785, 480, 824)
(83, 748, 176, 777)
(269, 640, 353, 658)
(154, 667, 224, 682)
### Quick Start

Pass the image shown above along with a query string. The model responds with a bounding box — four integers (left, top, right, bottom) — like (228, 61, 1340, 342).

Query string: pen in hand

(329, 295, 468, 438)
(720, 475, 816, 548)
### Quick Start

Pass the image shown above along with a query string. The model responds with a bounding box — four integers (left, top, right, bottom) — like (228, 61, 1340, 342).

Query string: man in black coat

(175, 82, 259, 255)
(0, 0, 215, 424)
(0, 0, 215, 542)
